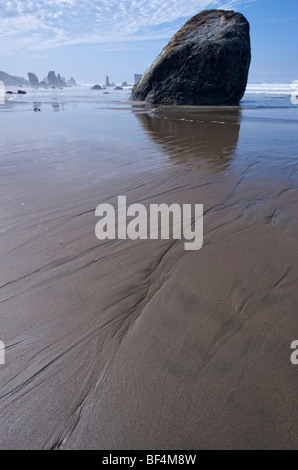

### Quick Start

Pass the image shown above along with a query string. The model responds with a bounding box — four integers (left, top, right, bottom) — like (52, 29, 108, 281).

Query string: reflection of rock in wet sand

(135, 106, 241, 166)
(51, 102, 64, 112)
(33, 102, 42, 111)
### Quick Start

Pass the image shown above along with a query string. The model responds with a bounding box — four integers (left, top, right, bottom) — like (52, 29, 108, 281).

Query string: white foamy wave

(246, 82, 298, 95)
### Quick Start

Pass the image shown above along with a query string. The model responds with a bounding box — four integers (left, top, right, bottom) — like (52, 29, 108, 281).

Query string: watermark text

(95, 196, 203, 251)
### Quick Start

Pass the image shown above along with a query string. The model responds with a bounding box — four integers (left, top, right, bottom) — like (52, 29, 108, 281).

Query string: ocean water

(0, 82, 297, 180)
(243, 82, 298, 108)
(1, 82, 298, 110)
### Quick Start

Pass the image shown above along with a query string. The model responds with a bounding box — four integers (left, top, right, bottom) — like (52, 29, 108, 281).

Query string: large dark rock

(28, 72, 39, 87)
(131, 10, 251, 106)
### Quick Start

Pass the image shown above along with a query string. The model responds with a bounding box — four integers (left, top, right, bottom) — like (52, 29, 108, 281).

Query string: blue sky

(0, 0, 297, 84)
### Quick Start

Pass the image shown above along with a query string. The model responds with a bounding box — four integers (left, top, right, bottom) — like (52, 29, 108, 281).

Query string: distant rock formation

(17, 90, 27, 94)
(47, 71, 58, 86)
(28, 72, 77, 88)
(1, 69, 77, 89)
(67, 77, 77, 86)
(105, 76, 112, 87)
(28, 72, 39, 87)
(114, 86, 123, 90)
(132, 10, 251, 106)
(91, 84, 102, 90)
(134, 74, 142, 85)
(47, 71, 66, 87)
(0, 71, 28, 87)
(58, 74, 66, 86)
(121, 81, 128, 87)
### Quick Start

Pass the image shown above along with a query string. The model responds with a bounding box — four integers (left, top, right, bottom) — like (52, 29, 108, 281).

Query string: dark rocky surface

(132, 10, 251, 106)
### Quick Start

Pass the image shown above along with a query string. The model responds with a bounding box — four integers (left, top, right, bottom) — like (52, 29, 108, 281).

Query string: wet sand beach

(0, 91, 298, 449)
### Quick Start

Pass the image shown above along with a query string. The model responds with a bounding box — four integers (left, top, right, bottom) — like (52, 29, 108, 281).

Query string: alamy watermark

(95, 196, 203, 250)
(291, 341, 298, 365)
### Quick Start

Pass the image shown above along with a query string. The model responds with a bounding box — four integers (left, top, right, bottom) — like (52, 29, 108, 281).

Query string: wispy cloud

(0, 0, 256, 55)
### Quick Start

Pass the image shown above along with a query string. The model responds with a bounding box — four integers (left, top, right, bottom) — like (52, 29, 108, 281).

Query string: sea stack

(47, 71, 66, 87)
(67, 77, 78, 86)
(105, 76, 112, 87)
(131, 10, 251, 106)
(28, 73, 39, 87)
